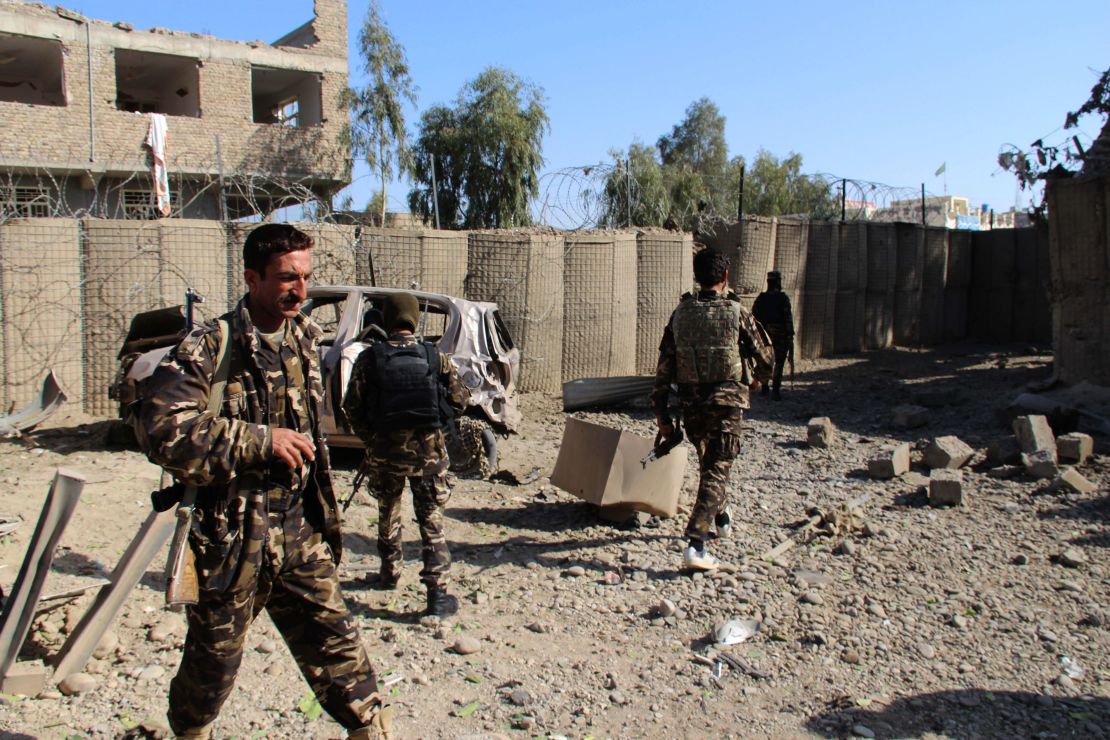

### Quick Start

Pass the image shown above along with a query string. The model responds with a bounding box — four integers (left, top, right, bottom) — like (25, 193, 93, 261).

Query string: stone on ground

(986, 436, 1022, 467)
(1056, 432, 1093, 464)
(1012, 415, 1057, 459)
(1022, 449, 1059, 479)
(807, 417, 836, 448)
(929, 469, 964, 506)
(923, 435, 974, 469)
(868, 443, 910, 479)
(892, 405, 929, 429)
(1052, 467, 1096, 494)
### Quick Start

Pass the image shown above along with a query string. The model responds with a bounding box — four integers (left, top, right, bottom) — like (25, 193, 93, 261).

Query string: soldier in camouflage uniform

(752, 270, 794, 400)
(651, 247, 770, 571)
(138, 224, 391, 739)
(342, 292, 468, 617)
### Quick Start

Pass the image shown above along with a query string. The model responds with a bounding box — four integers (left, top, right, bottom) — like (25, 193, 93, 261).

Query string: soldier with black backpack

(343, 292, 468, 617)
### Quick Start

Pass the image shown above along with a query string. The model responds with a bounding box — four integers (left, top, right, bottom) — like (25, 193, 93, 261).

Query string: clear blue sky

(69, 0, 1109, 218)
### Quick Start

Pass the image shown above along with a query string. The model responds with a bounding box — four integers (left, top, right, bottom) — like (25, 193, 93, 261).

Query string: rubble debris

(987, 464, 1023, 479)
(760, 493, 872, 560)
(1022, 449, 1059, 480)
(0, 512, 21, 538)
(1006, 393, 1079, 435)
(929, 469, 964, 506)
(868, 443, 910, 479)
(892, 404, 928, 429)
(0, 370, 69, 437)
(923, 435, 974, 469)
(1012, 415, 1057, 461)
(1052, 467, 1097, 494)
(713, 618, 761, 646)
(806, 417, 837, 448)
(561, 376, 654, 411)
(0, 661, 49, 696)
(1058, 548, 1088, 568)
(1056, 432, 1093, 464)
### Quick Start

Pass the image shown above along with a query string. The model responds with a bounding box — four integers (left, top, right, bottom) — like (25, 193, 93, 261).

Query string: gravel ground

(0, 344, 1107, 739)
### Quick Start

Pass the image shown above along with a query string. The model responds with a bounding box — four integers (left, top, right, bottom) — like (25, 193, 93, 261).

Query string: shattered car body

(112, 286, 521, 476)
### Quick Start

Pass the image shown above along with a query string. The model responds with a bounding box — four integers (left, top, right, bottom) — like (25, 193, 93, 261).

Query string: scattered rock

(135, 665, 166, 683)
(986, 436, 1022, 467)
(147, 616, 183, 644)
(852, 723, 876, 738)
(1056, 432, 1093, 464)
(655, 599, 677, 618)
(842, 649, 861, 664)
(869, 443, 911, 479)
(256, 638, 277, 655)
(923, 435, 974, 469)
(987, 465, 1022, 479)
(509, 688, 531, 706)
(807, 417, 837, 448)
(1013, 415, 1057, 459)
(801, 591, 824, 606)
(563, 565, 586, 578)
(1052, 467, 1096, 494)
(92, 631, 119, 660)
(928, 469, 964, 506)
(1059, 548, 1087, 568)
(452, 635, 482, 655)
(1022, 449, 1058, 480)
(58, 673, 97, 696)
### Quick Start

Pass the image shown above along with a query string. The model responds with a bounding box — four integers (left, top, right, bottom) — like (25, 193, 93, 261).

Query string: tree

(344, 1, 417, 225)
(743, 149, 835, 219)
(409, 67, 549, 229)
(657, 97, 732, 220)
(601, 142, 668, 227)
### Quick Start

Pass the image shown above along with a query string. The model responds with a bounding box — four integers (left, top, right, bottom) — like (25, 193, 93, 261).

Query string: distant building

(870, 195, 1028, 230)
(0, 0, 350, 220)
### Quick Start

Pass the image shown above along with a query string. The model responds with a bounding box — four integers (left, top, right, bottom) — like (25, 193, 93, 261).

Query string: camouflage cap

(383, 292, 420, 332)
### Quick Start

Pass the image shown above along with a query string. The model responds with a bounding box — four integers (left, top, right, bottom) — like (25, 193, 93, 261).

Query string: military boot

(172, 722, 213, 740)
(348, 704, 395, 740)
(426, 586, 459, 617)
(373, 566, 399, 591)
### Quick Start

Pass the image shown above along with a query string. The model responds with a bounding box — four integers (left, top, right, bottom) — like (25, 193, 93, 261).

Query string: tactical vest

(671, 294, 743, 385)
(370, 341, 442, 433)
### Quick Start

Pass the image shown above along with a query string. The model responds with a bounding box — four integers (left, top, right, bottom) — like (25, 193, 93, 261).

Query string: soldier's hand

(272, 428, 316, 469)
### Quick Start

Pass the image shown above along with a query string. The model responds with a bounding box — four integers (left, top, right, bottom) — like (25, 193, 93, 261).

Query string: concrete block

(1052, 467, 1097, 494)
(807, 417, 837, 448)
(868, 443, 911, 480)
(1057, 432, 1093, 465)
(986, 436, 1022, 467)
(1022, 449, 1058, 480)
(929, 469, 964, 506)
(893, 404, 929, 429)
(924, 435, 974, 469)
(1012, 415, 1057, 459)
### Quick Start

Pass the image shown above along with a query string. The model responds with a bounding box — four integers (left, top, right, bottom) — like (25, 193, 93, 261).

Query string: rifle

(641, 420, 685, 469)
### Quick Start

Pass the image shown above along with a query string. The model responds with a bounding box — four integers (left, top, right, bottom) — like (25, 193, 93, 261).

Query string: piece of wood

(759, 493, 873, 561)
(52, 506, 175, 681)
(0, 469, 84, 680)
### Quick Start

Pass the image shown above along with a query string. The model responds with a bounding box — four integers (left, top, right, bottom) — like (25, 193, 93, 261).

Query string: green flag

(934, 162, 946, 176)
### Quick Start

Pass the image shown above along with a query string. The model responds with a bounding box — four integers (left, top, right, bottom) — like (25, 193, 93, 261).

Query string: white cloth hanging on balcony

(145, 113, 171, 216)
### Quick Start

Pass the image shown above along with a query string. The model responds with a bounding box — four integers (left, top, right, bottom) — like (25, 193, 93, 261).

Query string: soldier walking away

(137, 224, 392, 739)
(651, 247, 772, 571)
(343, 292, 468, 617)
(752, 271, 795, 400)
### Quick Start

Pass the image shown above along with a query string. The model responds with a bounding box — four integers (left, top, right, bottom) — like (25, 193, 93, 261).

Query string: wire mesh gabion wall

(361, 228, 467, 297)
(0, 219, 84, 409)
(799, 223, 838, 359)
(635, 230, 694, 375)
(562, 232, 638, 381)
(834, 222, 867, 354)
(465, 231, 565, 393)
(865, 223, 897, 350)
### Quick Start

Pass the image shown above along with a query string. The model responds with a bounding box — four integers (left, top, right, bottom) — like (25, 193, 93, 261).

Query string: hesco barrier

(160, 221, 232, 318)
(635, 231, 694, 375)
(360, 228, 468, 297)
(893, 224, 923, 346)
(919, 228, 949, 345)
(466, 231, 564, 393)
(865, 224, 896, 349)
(735, 217, 777, 295)
(969, 229, 1016, 343)
(0, 219, 84, 410)
(82, 221, 164, 415)
(799, 223, 838, 358)
(562, 232, 638, 381)
(774, 220, 808, 361)
(834, 223, 867, 354)
(301, 224, 358, 287)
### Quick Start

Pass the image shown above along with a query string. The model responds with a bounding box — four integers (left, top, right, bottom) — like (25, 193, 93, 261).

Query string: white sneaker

(715, 507, 732, 539)
(683, 544, 720, 571)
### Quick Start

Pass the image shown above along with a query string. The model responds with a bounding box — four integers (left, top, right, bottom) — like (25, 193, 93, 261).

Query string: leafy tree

(409, 67, 549, 228)
(601, 142, 668, 227)
(743, 149, 835, 219)
(344, 1, 417, 224)
(657, 97, 732, 220)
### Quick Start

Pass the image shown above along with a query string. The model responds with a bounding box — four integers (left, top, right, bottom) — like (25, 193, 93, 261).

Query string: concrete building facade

(0, 0, 350, 220)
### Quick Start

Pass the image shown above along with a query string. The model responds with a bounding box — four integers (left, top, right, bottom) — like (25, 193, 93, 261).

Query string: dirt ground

(1, 344, 1107, 739)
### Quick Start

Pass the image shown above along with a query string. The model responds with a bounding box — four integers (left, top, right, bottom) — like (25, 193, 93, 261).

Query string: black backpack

(370, 341, 444, 433)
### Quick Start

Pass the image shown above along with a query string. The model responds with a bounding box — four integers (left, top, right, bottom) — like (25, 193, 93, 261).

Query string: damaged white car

(113, 286, 521, 477)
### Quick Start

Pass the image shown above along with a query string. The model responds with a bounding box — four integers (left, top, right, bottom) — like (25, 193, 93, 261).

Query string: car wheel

(448, 416, 497, 479)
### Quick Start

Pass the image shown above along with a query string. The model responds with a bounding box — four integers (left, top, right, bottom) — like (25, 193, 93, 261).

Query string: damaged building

(0, 0, 351, 219)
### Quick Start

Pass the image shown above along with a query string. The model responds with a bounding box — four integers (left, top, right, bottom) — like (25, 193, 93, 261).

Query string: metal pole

(430, 154, 441, 230)
(625, 158, 632, 228)
(736, 164, 745, 222)
(841, 179, 847, 221)
(920, 183, 926, 227)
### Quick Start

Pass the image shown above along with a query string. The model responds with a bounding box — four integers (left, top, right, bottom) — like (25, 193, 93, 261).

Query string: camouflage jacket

(138, 297, 342, 594)
(342, 333, 468, 477)
(651, 289, 754, 419)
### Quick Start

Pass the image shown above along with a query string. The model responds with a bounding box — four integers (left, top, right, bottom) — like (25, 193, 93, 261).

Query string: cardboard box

(550, 417, 686, 520)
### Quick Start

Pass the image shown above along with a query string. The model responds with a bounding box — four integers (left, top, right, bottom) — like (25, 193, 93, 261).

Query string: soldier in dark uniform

(751, 270, 794, 400)
(343, 292, 468, 617)
(651, 248, 772, 571)
(139, 224, 391, 739)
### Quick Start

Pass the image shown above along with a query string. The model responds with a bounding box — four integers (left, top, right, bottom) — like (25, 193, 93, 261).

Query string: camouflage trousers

(683, 406, 744, 541)
(168, 499, 380, 735)
(373, 472, 452, 589)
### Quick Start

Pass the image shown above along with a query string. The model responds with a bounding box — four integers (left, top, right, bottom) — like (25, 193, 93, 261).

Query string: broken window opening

(121, 189, 170, 220)
(1, 186, 55, 218)
(0, 32, 66, 106)
(251, 66, 321, 128)
(114, 49, 199, 117)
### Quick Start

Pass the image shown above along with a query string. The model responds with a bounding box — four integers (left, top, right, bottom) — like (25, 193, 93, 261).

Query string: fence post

(841, 178, 847, 221)
(921, 183, 926, 226)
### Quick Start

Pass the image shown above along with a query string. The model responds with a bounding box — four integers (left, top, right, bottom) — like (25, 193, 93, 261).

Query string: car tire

(448, 416, 497, 479)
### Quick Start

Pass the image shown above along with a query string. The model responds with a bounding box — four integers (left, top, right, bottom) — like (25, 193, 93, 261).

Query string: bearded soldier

(139, 224, 391, 739)
(751, 271, 794, 400)
(651, 247, 772, 571)
(343, 292, 468, 617)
